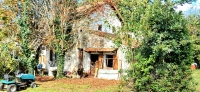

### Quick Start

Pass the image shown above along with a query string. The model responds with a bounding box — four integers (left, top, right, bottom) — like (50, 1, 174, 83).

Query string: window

(41, 46, 46, 50)
(49, 50, 56, 67)
(98, 25, 102, 31)
(12, 50, 18, 59)
(50, 50, 53, 61)
(112, 26, 116, 33)
(82, 36, 87, 46)
(66, 25, 72, 34)
(105, 55, 113, 67)
(65, 25, 72, 41)
(100, 39, 104, 47)
(128, 34, 131, 38)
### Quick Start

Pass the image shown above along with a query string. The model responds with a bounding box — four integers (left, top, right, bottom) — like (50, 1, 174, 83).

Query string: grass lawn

(1, 70, 199, 92)
(20, 78, 123, 92)
(23, 84, 119, 92)
(192, 69, 200, 91)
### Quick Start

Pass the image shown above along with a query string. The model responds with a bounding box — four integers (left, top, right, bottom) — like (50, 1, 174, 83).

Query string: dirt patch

(35, 76, 120, 91)
(57, 78, 120, 88)
(35, 76, 55, 82)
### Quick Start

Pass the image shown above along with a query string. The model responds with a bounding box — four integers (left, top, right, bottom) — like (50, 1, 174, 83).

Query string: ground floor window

(105, 55, 113, 68)
(89, 53, 118, 72)
(49, 50, 56, 67)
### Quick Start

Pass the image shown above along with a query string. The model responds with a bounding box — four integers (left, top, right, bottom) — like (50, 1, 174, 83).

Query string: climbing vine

(52, 15, 66, 78)
(18, 0, 33, 73)
(50, 1, 78, 78)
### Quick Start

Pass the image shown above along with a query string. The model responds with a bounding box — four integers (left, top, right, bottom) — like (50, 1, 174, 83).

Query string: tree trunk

(56, 46, 65, 78)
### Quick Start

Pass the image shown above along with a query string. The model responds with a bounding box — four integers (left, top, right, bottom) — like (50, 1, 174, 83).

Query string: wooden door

(113, 54, 118, 70)
(98, 54, 103, 69)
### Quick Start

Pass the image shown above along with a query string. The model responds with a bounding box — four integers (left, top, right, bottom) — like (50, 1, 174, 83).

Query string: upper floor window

(98, 25, 102, 31)
(66, 25, 72, 34)
(112, 26, 116, 33)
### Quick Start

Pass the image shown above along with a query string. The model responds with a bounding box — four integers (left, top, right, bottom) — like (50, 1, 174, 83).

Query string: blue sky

(176, 0, 200, 15)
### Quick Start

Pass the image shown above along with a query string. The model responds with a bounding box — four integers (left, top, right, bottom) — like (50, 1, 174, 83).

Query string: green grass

(22, 84, 119, 92)
(192, 69, 200, 92)
(1, 70, 199, 92)
(0, 77, 124, 92)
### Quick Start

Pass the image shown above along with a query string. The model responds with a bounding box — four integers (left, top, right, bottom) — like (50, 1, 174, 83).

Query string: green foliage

(192, 70, 200, 91)
(0, 44, 18, 78)
(116, 0, 195, 91)
(0, 0, 21, 77)
(115, 0, 148, 63)
(51, 15, 64, 78)
(50, 0, 78, 78)
(187, 15, 200, 64)
(18, 0, 34, 73)
(0, 0, 79, 77)
(54, 45, 65, 78)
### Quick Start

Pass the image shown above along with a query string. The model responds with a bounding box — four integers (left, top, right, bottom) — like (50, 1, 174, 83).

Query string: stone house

(38, 1, 137, 80)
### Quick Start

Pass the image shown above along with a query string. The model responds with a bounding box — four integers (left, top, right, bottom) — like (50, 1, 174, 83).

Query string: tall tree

(17, 0, 37, 73)
(116, 0, 195, 91)
(0, 0, 20, 76)
(51, 0, 78, 78)
(187, 15, 200, 65)
(26, 0, 79, 78)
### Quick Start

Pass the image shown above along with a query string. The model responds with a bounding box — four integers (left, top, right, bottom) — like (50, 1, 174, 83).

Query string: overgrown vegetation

(0, 0, 199, 91)
(18, 0, 35, 74)
(116, 0, 196, 91)
(0, 0, 21, 77)
(192, 69, 200, 91)
(0, 0, 80, 78)
(49, 1, 78, 78)
(187, 15, 200, 66)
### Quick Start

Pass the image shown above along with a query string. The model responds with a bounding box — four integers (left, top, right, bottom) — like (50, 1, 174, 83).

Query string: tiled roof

(76, 0, 124, 23)
(84, 48, 117, 52)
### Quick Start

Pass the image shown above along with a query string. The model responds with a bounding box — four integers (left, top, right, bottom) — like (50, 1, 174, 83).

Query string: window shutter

(43, 55, 47, 65)
(113, 54, 118, 70)
(39, 56, 42, 64)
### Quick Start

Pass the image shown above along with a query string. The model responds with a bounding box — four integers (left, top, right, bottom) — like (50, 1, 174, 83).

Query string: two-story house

(38, 1, 137, 80)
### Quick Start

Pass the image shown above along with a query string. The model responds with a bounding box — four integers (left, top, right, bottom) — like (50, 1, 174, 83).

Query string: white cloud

(175, 0, 200, 14)
(196, 0, 200, 9)
(176, 3, 193, 12)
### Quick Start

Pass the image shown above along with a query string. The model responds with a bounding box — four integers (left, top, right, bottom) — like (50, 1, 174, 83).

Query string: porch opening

(91, 54, 98, 63)
(90, 54, 98, 76)
(85, 48, 118, 69)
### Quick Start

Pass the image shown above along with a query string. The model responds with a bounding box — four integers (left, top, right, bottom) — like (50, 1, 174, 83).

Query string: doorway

(90, 54, 98, 76)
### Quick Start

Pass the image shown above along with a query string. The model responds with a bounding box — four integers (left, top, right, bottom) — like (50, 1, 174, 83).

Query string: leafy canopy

(116, 0, 195, 91)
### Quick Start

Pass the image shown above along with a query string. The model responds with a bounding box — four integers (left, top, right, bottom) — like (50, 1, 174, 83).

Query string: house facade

(38, 1, 131, 80)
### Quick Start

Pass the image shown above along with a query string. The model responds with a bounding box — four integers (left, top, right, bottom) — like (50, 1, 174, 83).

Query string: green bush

(117, 0, 196, 91)
(131, 1, 196, 91)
